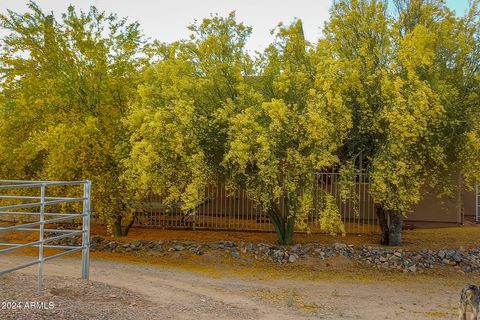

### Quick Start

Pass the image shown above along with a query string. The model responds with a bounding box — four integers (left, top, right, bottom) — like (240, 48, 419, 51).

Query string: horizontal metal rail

(43, 247, 83, 262)
(0, 243, 85, 250)
(0, 211, 80, 216)
(0, 183, 50, 190)
(0, 259, 43, 277)
(0, 230, 84, 254)
(0, 197, 86, 211)
(0, 214, 85, 233)
(11, 228, 82, 233)
(0, 180, 91, 295)
(0, 180, 88, 186)
(0, 239, 43, 253)
(0, 195, 84, 200)
(0, 247, 83, 277)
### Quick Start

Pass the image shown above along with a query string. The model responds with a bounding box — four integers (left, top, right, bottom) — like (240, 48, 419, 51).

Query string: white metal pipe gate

(0, 180, 91, 295)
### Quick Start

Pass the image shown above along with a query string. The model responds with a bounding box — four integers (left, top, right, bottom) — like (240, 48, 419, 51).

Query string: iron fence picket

(135, 172, 379, 234)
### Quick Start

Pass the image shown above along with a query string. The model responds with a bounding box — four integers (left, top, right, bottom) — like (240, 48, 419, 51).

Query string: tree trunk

(113, 216, 123, 237)
(123, 213, 137, 236)
(266, 203, 295, 245)
(113, 214, 137, 237)
(376, 205, 403, 246)
(283, 216, 295, 245)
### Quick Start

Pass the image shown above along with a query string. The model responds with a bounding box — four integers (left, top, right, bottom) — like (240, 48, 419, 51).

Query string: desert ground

(0, 253, 476, 320)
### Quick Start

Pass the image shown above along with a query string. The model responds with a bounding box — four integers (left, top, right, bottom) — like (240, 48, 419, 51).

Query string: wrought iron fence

(0, 180, 91, 295)
(135, 172, 379, 234)
(476, 182, 479, 223)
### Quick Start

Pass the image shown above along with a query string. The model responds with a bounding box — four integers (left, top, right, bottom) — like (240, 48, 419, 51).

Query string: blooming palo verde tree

(319, 0, 480, 245)
(223, 98, 350, 244)
(122, 13, 259, 217)
(223, 21, 351, 244)
(1, 1, 478, 244)
(124, 17, 351, 244)
(0, 2, 145, 236)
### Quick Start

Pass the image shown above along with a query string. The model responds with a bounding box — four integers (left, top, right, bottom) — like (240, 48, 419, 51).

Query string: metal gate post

(38, 183, 46, 295)
(81, 181, 91, 279)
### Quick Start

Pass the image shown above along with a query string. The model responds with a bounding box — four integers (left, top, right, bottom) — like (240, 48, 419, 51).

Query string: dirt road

(0, 255, 468, 319)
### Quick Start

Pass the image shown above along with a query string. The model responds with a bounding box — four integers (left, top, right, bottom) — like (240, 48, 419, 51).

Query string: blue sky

(0, 1, 473, 52)
(446, 0, 470, 15)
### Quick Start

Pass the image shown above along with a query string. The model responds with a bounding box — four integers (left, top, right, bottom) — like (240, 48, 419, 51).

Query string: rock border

(52, 235, 480, 274)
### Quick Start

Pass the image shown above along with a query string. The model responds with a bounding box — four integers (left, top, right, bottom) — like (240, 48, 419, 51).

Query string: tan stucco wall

(462, 189, 476, 216)
(407, 188, 461, 225)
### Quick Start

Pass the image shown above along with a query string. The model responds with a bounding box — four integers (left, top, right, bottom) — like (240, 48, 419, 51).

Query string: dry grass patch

(402, 227, 480, 250)
(89, 224, 480, 251)
(426, 310, 449, 318)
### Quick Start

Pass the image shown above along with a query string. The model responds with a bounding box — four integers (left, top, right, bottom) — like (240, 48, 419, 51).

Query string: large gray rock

(173, 245, 185, 251)
(334, 243, 347, 250)
(438, 250, 446, 259)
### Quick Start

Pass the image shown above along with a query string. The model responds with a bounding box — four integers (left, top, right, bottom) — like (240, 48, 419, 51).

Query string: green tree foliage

(450, 1, 480, 187)
(1, 1, 478, 244)
(320, 0, 480, 245)
(124, 18, 350, 244)
(223, 97, 349, 244)
(123, 13, 258, 214)
(223, 21, 350, 244)
(0, 2, 145, 236)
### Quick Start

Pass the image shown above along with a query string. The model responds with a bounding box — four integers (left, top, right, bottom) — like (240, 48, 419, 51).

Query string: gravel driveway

(0, 254, 464, 319)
